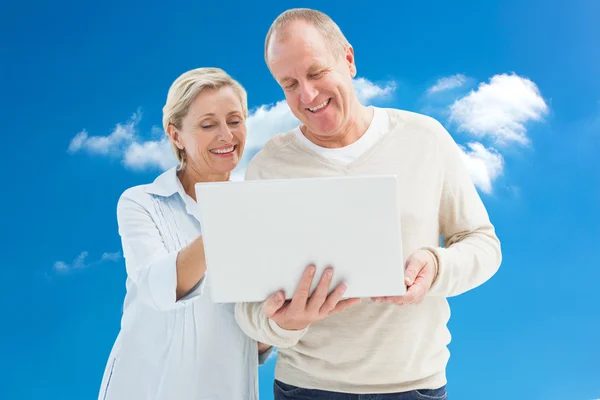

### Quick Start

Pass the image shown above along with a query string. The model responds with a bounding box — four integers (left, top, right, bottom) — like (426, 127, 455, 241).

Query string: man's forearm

(425, 225, 501, 297)
(234, 302, 308, 348)
(426, 121, 502, 297)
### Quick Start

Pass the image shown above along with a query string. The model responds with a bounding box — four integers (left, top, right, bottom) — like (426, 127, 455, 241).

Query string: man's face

(267, 21, 357, 142)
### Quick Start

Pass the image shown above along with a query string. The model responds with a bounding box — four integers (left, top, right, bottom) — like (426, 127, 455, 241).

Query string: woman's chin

(210, 160, 240, 175)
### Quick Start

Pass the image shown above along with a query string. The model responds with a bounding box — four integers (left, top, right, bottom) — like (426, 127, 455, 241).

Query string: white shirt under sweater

(234, 107, 502, 394)
(292, 106, 389, 164)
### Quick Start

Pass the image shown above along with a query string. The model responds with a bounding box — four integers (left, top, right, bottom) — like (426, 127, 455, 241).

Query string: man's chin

(308, 125, 344, 140)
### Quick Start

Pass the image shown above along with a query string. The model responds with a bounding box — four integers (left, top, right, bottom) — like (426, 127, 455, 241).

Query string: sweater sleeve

(423, 124, 503, 298)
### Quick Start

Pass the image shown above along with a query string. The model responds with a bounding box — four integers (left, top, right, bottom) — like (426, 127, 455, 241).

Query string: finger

(404, 257, 424, 286)
(289, 265, 316, 309)
(371, 296, 394, 302)
(307, 268, 334, 312)
(328, 297, 361, 315)
(371, 296, 399, 304)
(319, 282, 347, 314)
(263, 291, 286, 318)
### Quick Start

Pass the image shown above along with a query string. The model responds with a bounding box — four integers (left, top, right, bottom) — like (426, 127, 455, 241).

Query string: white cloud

(459, 142, 504, 194)
(245, 100, 299, 152)
(68, 110, 141, 155)
(123, 137, 178, 171)
(72, 251, 89, 268)
(427, 74, 467, 94)
(101, 252, 122, 262)
(54, 251, 121, 273)
(69, 77, 395, 173)
(353, 77, 396, 104)
(53, 261, 69, 272)
(449, 73, 548, 146)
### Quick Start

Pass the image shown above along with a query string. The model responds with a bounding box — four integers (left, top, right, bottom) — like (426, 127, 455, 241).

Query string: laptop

(194, 175, 406, 303)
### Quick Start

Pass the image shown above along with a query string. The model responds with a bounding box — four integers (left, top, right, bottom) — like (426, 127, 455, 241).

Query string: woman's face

(171, 85, 246, 176)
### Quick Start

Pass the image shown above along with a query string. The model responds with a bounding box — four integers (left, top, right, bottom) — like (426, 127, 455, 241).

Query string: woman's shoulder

(118, 184, 154, 207)
(117, 168, 179, 210)
(116, 182, 177, 221)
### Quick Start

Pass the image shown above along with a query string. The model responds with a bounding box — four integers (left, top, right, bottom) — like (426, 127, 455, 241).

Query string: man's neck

(301, 103, 373, 148)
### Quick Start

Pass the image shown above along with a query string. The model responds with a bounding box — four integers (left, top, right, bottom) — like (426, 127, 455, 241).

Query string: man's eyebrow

(279, 76, 295, 85)
(278, 64, 328, 84)
(307, 64, 327, 74)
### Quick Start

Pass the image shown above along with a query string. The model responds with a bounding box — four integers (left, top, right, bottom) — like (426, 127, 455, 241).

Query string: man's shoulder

(381, 107, 455, 152)
(247, 129, 299, 166)
(384, 107, 447, 135)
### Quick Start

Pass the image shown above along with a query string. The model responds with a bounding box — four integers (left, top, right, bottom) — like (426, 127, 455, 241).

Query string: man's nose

(299, 82, 319, 105)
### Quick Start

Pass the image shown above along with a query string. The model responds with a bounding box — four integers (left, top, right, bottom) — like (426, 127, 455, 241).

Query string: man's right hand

(262, 265, 361, 331)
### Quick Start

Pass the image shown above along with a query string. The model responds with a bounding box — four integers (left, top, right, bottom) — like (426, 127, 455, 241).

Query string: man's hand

(371, 249, 437, 306)
(262, 265, 361, 331)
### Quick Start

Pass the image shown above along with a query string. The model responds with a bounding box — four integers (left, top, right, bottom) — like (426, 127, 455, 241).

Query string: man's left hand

(371, 249, 437, 306)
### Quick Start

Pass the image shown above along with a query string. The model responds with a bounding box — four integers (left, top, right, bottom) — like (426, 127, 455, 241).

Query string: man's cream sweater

(234, 108, 502, 394)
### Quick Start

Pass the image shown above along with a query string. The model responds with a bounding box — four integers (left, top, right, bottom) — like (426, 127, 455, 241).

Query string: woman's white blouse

(98, 167, 268, 400)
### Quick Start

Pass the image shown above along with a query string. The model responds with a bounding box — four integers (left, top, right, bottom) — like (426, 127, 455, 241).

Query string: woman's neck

(177, 164, 229, 201)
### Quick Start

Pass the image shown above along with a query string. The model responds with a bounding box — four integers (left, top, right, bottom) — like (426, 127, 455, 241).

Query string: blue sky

(1, 0, 599, 399)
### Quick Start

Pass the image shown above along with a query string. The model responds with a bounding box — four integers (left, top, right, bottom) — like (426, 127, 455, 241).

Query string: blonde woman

(97, 67, 273, 400)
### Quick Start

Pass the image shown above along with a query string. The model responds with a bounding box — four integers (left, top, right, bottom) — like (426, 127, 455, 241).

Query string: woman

(98, 67, 272, 400)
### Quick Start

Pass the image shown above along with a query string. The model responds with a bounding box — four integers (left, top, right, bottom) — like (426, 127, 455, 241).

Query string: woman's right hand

(262, 265, 361, 331)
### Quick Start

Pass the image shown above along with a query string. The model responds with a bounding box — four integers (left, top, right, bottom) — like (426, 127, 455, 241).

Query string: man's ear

(166, 124, 184, 150)
(345, 45, 357, 78)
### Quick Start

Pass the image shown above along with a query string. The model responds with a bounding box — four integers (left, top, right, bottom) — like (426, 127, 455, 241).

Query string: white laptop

(194, 175, 406, 303)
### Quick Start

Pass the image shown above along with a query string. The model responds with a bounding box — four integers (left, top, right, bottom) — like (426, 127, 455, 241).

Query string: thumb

(262, 291, 285, 318)
(404, 257, 422, 286)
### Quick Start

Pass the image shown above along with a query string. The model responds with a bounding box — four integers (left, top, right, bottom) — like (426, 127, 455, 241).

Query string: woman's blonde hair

(162, 67, 248, 168)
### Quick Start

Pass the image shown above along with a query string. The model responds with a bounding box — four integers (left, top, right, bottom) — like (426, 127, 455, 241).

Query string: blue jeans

(273, 380, 448, 400)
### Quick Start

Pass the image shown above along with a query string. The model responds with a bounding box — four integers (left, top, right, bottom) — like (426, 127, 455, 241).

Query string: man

(235, 8, 502, 399)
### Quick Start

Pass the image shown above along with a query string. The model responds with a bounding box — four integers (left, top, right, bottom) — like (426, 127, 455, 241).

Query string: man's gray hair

(264, 8, 350, 65)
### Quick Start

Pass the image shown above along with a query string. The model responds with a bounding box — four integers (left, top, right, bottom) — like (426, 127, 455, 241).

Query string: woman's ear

(166, 124, 184, 150)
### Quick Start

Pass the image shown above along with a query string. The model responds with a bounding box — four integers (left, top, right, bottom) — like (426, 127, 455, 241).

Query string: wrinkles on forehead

(267, 21, 335, 59)
(267, 24, 335, 83)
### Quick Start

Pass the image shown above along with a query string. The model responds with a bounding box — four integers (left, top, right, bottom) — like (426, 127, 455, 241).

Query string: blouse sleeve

(116, 190, 206, 311)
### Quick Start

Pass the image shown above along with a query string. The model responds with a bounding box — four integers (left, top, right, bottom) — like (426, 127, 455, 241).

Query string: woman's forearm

(175, 235, 207, 300)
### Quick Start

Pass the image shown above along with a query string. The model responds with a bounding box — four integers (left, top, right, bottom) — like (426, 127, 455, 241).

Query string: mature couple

(98, 8, 502, 400)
